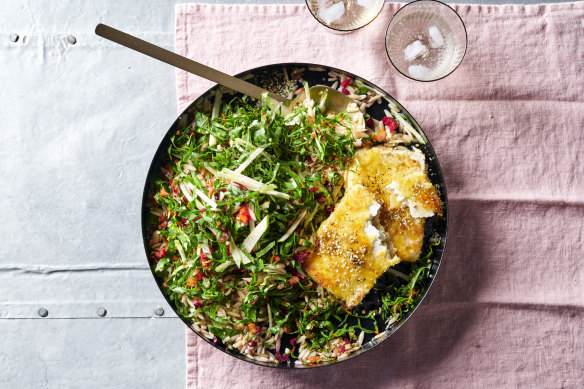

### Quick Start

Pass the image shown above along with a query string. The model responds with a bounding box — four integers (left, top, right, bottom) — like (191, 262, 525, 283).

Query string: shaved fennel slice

(209, 89, 223, 147)
(204, 166, 218, 177)
(215, 260, 234, 272)
(277, 209, 307, 242)
(318, 90, 328, 112)
(234, 138, 255, 148)
(260, 91, 290, 117)
(184, 183, 207, 210)
(179, 183, 194, 202)
(219, 168, 263, 189)
(174, 240, 187, 263)
(247, 202, 257, 232)
(230, 238, 242, 268)
(303, 82, 311, 106)
(193, 188, 218, 209)
(238, 247, 252, 264)
(267, 303, 273, 330)
(388, 108, 426, 144)
(212, 89, 223, 119)
(247, 203, 257, 222)
(218, 169, 290, 199)
(234, 147, 264, 174)
(242, 216, 268, 253)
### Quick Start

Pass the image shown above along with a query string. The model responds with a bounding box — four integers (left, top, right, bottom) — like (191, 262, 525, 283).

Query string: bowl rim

(305, 0, 386, 32)
(141, 61, 449, 369)
(384, 0, 468, 82)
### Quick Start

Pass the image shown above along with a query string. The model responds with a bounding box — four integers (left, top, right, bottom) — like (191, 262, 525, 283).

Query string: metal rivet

(67, 35, 76, 45)
(38, 308, 48, 318)
(10, 34, 19, 43)
(154, 306, 164, 316)
(97, 307, 107, 317)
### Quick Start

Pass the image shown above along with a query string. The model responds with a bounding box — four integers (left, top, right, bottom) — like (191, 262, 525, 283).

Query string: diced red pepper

(373, 128, 387, 142)
(274, 351, 289, 363)
(341, 87, 350, 95)
(382, 116, 398, 133)
(340, 78, 352, 88)
(308, 356, 320, 364)
(201, 254, 212, 268)
(154, 247, 167, 259)
(235, 205, 251, 225)
(171, 183, 180, 198)
(233, 182, 248, 191)
(291, 253, 309, 263)
(366, 118, 375, 129)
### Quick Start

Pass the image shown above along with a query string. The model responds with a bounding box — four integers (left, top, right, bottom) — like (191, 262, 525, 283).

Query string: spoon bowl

(289, 85, 355, 116)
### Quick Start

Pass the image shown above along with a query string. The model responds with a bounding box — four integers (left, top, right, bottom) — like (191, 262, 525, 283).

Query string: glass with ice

(306, 0, 385, 32)
(385, 0, 467, 81)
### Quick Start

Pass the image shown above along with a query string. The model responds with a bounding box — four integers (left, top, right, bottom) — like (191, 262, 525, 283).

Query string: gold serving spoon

(95, 24, 353, 116)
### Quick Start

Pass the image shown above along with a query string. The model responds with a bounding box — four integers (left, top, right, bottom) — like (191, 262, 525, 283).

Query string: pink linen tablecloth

(175, 3, 584, 388)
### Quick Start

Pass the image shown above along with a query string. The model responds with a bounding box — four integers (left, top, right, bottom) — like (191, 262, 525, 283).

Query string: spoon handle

(95, 24, 287, 104)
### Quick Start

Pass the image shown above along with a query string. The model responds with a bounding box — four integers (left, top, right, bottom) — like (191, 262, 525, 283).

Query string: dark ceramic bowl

(141, 62, 448, 368)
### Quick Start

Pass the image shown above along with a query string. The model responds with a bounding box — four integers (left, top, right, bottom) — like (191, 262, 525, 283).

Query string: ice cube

(319, 1, 345, 25)
(428, 26, 444, 49)
(408, 64, 430, 79)
(403, 40, 428, 63)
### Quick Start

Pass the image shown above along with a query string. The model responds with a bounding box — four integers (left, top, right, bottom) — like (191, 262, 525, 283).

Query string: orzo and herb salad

(146, 67, 443, 366)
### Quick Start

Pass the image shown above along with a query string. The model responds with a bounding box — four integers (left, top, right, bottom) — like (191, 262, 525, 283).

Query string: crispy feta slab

(380, 207, 426, 262)
(302, 184, 400, 308)
(347, 146, 442, 217)
(346, 146, 442, 262)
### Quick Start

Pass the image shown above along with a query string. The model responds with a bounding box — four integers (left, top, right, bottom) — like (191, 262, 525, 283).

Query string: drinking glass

(306, 0, 385, 32)
(385, 0, 467, 81)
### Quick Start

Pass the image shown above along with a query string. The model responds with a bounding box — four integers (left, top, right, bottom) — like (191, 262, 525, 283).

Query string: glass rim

(305, 0, 386, 32)
(384, 0, 468, 82)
